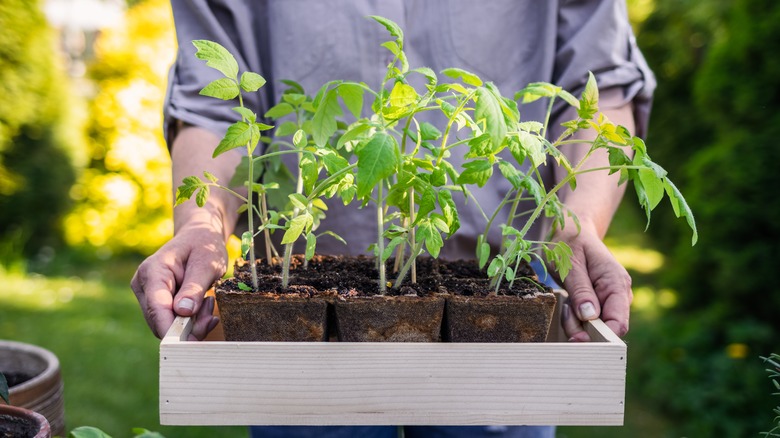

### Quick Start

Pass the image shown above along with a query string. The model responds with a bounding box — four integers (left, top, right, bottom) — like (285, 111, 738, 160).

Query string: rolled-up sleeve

(164, 0, 265, 149)
(554, 0, 656, 138)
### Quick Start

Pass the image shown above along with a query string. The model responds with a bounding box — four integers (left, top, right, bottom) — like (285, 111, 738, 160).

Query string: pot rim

(0, 341, 60, 395)
(0, 403, 51, 437)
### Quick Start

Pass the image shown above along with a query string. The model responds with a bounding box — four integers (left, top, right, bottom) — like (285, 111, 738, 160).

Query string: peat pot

(0, 340, 64, 436)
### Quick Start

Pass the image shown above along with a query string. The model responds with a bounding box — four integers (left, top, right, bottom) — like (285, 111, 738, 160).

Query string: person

(131, 1, 653, 436)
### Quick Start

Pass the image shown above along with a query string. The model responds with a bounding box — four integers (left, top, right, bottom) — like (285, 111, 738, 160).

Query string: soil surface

(0, 414, 37, 438)
(2, 372, 33, 388)
(228, 255, 549, 297)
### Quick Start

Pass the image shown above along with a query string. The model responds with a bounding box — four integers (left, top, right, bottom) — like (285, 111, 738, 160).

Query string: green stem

(393, 240, 423, 289)
(436, 89, 478, 166)
(377, 182, 387, 295)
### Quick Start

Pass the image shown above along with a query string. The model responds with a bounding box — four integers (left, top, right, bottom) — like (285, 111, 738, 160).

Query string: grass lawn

(0, 202, 676, 436)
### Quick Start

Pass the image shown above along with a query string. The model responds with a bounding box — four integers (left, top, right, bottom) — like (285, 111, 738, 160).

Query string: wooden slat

(160, 291, 627, 426)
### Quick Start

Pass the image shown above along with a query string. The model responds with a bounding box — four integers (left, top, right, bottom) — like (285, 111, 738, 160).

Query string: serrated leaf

(578, 72, 599, 120)
(412, 67, 437, 85)
(200, 77, 239, 100)
(514, 82, 560, 103)
(300, 155, 319, 194)
(337, 122, 371, 150)
(213, 121, 255, 157)
(498, 160, 522, 189)
(240, 71, 266, 92)
(232, 106, 256, 123)
(265, 102, 295, 120)
(293, 129, 306, 149)
(664, 179, 698, 245)
(415, 187, 436, 221)
(518, 121, 544, 134)
(416, 219, 444, 258)
(517, 131, 545, 168)
(305, 233, 317, 260)
(457, 160, 493, 188)
(356, 132, 400, 199)
(282, 213, 312, 244)
(193, 40, 239, 79)
(338, 83, 364, 119)
(288, 193, 308, 211)
(203, 171, 218, 183)
(195, 185, 209, 207)
(388, 82, 417, 108)
(369, 15, 404, 47)
(312, 89, 342, 147)
(442, 67, 483, 87)
(475, 87, 507, 151)
(430, 167, 446, 187)
(438, 189, 460, 236)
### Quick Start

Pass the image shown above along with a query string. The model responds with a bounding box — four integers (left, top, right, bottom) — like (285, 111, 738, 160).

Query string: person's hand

(131, 223, 227, 340)
(552, 221, 633, 342)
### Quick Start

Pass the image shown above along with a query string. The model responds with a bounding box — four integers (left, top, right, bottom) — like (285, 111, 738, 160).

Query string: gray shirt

(164, 0, 655, 259)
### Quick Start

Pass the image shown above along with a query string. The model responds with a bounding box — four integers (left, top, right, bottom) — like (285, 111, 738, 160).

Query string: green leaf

(416, 187, 437, 221)
(192, 40, 239, 79)
(240, 71, 266, 92)
(305, 233, 317, 260)
(638, 167, 664, 210)
(195, 184, 209, 207)
(477, 237, 491, 269)
(281, 79, 305, 94)
(518, 121, 544, 134)
(487, 256, 504, 279)
(0, 372, 9, 404)
(265, 102, 295, 120)
(131, 428, 166, 438)
(438, 189, 460, 236)
(664, 179, 698, 245)
(356, 132, 400, 199)
(275, 120, 298, 137)
(337, 122, 371, 150)
(321, 149, 350, 175)
(457, 160, 493, 187)
(241, 231, 252, 258)
(338, 83, 364, 119)
(68, 426, 113, 438)
(475, 87, 507, 151)
(430, 167, 446, 187)
(282, 213, 313, 244)
(382, 236, 406, 263)
(417, 219, 444, 258)
(369, 15, 404, 47)
(498, 160, 522, 189)
(200, 78, 240, 100)
(213, 121, 256, 157)
(203, 171, 218, 183)
(293, 129, 307, 149)
(551, 241, 573, 281)
(558, 89, 580, 109)
(174, 176, 203, 206)
(578, 72, 599, 120)
(505, 266, 516, 282)
(412, 67, 437, 85)
(419, 122, 442, 141)
(442, 67, 483, 87)
(514, 82, 560, 103)
(300, 155, 319, 194)
(312, 89, 342, 147)
(288, 193, 308, 211)
(516, 131, 545, 168)
(388, 82, 417, 108)
(232, 106, 256, 123)
(237, 282, 253, 291)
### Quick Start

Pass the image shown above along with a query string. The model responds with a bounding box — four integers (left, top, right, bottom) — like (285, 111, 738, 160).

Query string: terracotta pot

(0, 404, 51, 438)
(334, 295, 446, 342)
(0, 341, 64, 436)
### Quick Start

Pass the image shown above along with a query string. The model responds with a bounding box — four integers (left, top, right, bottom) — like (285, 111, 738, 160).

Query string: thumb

(174, 259, 224, 316)
(563, 256, 601, 323)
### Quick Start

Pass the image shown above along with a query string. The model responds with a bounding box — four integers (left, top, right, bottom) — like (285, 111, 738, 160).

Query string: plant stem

(260, 192, 273, 265)
(409, 187, 417, 284)
(282, 149, 305, 289)
(394, 240, 423, 289)
(377, 182, 387, 295)
(238, 91, 259, 290)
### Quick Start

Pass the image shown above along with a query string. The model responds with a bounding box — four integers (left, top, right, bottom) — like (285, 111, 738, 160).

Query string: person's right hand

(131, 223, 227, 340)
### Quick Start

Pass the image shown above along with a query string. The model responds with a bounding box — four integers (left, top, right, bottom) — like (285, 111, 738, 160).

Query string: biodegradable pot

(215, 288, 331, 342)
(0, 341, 64, 436)
(334, 295, 446, 342)
(0, 405, 51, 438)
(445, 292, 556, 342)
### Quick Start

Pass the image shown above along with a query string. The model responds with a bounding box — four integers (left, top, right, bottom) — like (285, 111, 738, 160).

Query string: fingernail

(177, 298, 195, 312)
(579, 302, 597, 320)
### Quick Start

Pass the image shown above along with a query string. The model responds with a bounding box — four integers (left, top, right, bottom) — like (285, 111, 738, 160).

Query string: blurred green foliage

(633, 0, 780, 434)
(0, 0, 78, 257)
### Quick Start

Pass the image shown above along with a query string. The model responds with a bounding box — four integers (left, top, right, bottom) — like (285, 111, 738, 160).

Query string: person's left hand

(552, 221, 633, 342)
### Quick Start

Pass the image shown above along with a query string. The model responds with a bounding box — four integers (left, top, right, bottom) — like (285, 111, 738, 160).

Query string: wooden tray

(159, 290, 626, 426)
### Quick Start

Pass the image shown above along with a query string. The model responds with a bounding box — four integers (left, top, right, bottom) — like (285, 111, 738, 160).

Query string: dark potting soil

(2, 372, 32, 388)
(0, 414, 37, 438)
(228, 255, 546, 298)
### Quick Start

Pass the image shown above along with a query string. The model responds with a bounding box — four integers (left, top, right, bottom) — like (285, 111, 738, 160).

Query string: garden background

(1, 0, 778, 436)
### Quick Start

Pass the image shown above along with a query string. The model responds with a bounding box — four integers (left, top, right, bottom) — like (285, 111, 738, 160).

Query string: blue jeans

(249, 425, 555, 437)
(250, 261, 559, 438)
